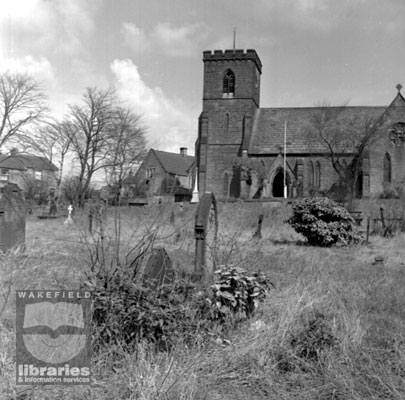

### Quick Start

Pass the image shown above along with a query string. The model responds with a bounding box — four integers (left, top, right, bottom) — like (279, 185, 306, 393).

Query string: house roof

(152, 149, 194, 176)
(248, 106, 386, 155)
(0, 154, 58, 171)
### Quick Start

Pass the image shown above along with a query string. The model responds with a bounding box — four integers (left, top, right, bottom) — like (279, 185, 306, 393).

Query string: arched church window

(383, 153, 392, 183)
(315, 161, 321, 187)
(223, 69, 235, 96)
(309, 161, 314, 186)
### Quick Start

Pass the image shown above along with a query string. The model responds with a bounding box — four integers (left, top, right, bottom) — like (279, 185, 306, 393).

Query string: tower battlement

(203, 49, 262, 73)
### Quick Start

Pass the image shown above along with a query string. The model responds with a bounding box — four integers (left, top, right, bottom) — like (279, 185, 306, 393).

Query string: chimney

(180, 147, 187, 157)
(10, 148, 18, 156)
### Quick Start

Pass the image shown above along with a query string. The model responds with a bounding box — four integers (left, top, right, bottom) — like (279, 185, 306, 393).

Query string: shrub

(286, 197, 361, 246)
(209, 266, 273, 321)
(85, 275, 206, 352)
(85, 262, 273, 352)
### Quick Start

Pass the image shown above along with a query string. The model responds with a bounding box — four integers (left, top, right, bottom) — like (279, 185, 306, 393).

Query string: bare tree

(20, 119, 72, 197)
(0, 73, 48, 148)
(310, 101, 380, 198)
(65, 87, 116, 206)
(103, 106, 147, 204)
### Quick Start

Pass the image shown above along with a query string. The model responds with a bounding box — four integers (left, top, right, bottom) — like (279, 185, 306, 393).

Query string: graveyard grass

(1, 201, 405, 399)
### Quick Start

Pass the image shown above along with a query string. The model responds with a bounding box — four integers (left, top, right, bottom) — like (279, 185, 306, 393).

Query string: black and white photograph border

(1, 1, 405, 399)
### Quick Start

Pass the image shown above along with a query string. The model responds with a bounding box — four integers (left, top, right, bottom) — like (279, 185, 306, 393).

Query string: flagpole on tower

(233, 28, 236, 51)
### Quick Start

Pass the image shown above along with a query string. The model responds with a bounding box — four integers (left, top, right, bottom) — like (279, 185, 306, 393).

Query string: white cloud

(122, 21, 206, 57)
(122, 23, 151, 54)
(152, 22, 205, 56)
(111, 59, 196, 153)
(258, 0, 367, 32)
(0, 56, 55, 82)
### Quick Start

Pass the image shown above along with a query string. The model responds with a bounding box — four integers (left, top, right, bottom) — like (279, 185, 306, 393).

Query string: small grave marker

(253, 213, 264, 239)
(0, 184, 25, 253)
(143, 247, 174, 289)
(194, 192, 218, 283)
(87, 197, 107, 234)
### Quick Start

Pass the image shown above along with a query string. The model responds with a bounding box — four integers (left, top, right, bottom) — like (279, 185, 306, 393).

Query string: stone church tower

(196, 50, 262, 197)
(196, 48, 405, 200)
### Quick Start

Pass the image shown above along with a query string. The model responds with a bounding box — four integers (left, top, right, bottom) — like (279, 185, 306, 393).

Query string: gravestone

(0, 183, 25, 253)
(253, 213, 264, 239)
(86, 195, 107, 234)
(143, 247, 174, 289)
(194, 192, 218, 283)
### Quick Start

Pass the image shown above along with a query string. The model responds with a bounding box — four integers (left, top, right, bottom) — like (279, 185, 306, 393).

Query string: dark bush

(286, 197, 361, 246)
(210, 266, 273, 321)
(84, 263, 272, 352)
(85, 276, 207, 352)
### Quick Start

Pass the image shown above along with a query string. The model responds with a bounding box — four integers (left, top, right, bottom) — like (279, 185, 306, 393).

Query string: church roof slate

(152, 149, 195, 176)
(248, 106, 386, 155)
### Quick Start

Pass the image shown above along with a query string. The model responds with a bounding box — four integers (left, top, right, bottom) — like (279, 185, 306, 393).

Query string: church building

(195, 49, 405, 200)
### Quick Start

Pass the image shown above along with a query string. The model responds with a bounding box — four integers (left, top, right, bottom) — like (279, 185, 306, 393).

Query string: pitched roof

(152, 149, 194, 176)
(0, 154, 58, 171)
(248, 106, 386, 154)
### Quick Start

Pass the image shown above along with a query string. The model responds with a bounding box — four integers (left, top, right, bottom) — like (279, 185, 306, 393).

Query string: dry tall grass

(0, 201, 404, 399)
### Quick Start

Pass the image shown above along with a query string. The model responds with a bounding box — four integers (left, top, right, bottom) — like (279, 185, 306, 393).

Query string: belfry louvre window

(223, 69, 235, 95)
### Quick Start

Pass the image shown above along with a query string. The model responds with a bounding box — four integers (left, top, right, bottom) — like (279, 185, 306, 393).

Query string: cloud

(111, 59, 196, 153)
(153, 22, 206, 56)
(121, 22, 151, 53)
(257, 0, 367, 32)
(0, 56, 55, 82)
(122, 22, 207, 57)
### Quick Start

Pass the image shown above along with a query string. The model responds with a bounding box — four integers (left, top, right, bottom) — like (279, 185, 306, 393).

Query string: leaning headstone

(49, 199, 57, 216)
(86, 197, 107, 234)
(170, 210, 175, 225)
(194, 192, 218, 284)
(143, 247, 174, 289)
(253, 213, 264, 239)
(0, 183, 25, 253)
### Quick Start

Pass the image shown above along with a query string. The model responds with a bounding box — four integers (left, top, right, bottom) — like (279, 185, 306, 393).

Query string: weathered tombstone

(253, 213, 264, 239)
(143, 247, 174, 289)
(48, 188, 57, 216)
(87, 195, 107, 234)
(49, 199, 57, 216)
(373, 255, 384, 266)
(0, 183, 25, 253)
(194, 192, 218, 283)
(170, 210, 175, 225)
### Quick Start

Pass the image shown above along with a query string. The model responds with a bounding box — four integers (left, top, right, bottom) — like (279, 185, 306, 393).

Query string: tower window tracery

(223, 69, 235, 96)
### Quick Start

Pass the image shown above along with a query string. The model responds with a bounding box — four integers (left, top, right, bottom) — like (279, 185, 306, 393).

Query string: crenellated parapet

(203, 49, 262, 73)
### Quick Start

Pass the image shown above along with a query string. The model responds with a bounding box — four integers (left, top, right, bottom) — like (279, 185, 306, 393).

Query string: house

(126, 148, 195, 202)
(195, 48, 405, 200)
(0, 152, 58, 198)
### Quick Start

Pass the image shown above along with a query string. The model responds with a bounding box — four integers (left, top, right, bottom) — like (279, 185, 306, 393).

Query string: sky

(1, 0, 405, 158)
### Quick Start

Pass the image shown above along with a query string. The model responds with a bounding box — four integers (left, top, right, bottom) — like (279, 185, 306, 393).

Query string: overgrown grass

(0, 201, 404, 399)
